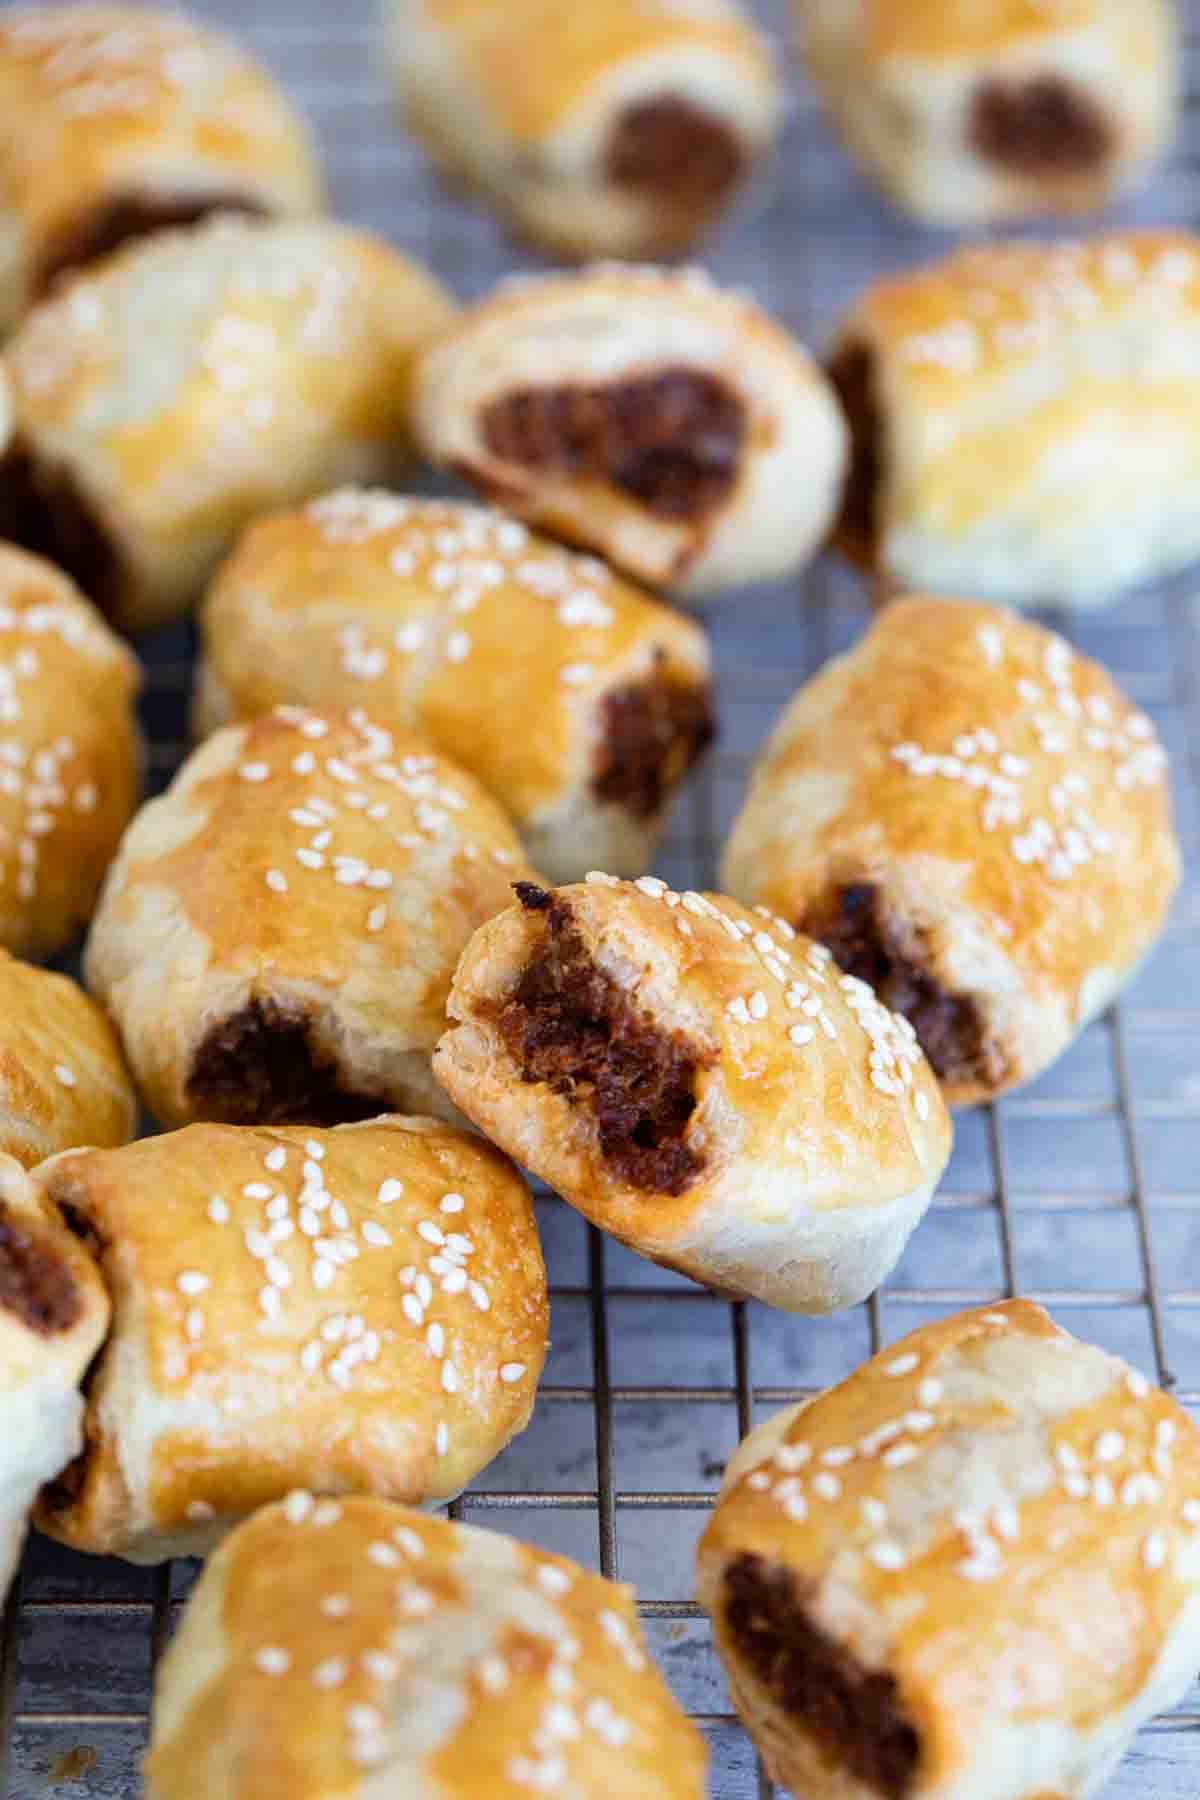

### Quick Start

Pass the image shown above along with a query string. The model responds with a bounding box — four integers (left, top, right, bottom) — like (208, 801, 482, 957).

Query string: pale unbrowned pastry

(145, 1496, 707, 1797)
(0, 3, 324, 333)
(721, 597, 1181, 1106)
(0, 544, 140, 960)
(383, 0, 779, 260)
(1, 1152, 109, 1603)
(34, 1116, 547, 1563)
(0, 214, 454, 632)
(0, 950, 135, 1168)
(698, 1299, 1200, 1800)
(827, 231, 1200, 608)
(197, 491, 714, 883)
(412, 264, 848, 600)
(85, 707, 539, 1131)
(797, 0, 1176, 227)
(434, 874, 952, 1313)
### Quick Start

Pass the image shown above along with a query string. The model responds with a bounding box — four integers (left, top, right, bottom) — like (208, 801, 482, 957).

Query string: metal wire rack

(2, 1, 1200, 1794)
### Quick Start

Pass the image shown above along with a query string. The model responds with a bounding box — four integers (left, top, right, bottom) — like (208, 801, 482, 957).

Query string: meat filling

(969, 76, 1114, 178)
(724, 1553, 920, 1800)
(803, 883, 995, 1089)
(480, 369, 746, 521)
(0, 1198, 81, 1337)
(0, 440, 125, 622)
(826, 342, 882, 565)
(187, 998, 388, 1127)
(607, 94, 744, 213)
(498, 883, 712, 1194)
(37, 191, 267, 296)
(593, 664, 715, 819)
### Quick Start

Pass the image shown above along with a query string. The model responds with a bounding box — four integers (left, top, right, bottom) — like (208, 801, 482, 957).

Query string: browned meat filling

(498, 883, 712, 1194)
(187, 998, 388, 1127)
(607, 94, 743, 214)
(968, 76, 1114, 178)
(0, 1198, 81, 1336)
(593, 661, 715, 819)
(725, 1554, 919, 1799)
(826, 342, 882, 566)
(0, 440, 126, 622)
(480, 370, 745, 521)
(37, 191, 267, 296)
(803, 883, 997, 1090)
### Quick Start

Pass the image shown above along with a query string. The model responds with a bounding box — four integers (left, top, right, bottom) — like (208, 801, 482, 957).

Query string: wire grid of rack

(2, 1, 1200, 1794)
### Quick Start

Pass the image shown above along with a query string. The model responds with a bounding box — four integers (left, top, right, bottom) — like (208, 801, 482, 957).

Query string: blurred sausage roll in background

(0, 215, 453, 633)
(34, 1117, 547, 1561)
(0, 546, 140, 961)
(722, 598, 1180, 1106)
(414, 265, 847, 600)
(383, 0, 780, 260)
(1, 1152, 109, 1606)
(0, 953, 135, 1168)
(827, 232, 1200, 608)
(198, 493, 713, 882)
(85, 708, 537, 1131)
(698, 1299, 1200, 1800)
(435, 875, 952, 1313)
(0, 2, 323, 334)
(797, 0, 1176, 226)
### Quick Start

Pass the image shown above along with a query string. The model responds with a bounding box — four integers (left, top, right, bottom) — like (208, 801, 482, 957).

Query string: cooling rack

(2, 1, 1200, 1794)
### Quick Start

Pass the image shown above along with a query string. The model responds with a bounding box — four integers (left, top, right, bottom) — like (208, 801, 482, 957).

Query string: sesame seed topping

(885, 1353, 920, 1377)
(866, 1540, 905, 1571)
(882, 1444, 919, 1469)
(1143, 1530, 1169, 1572)
(255, 1647, 290, 1676)
(176, 1270, 209, 1297)
(313, 1657, 348, 1688)
(500, 1362, 527, 1384)
(1094, 1431, 1125, 1463)
(53, 1063, 76, 1087)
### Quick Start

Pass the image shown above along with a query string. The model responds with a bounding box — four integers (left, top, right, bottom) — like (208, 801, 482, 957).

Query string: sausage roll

(146, 1496, 707, 1798)
(383, 0, 779, 261)
(828, 232, 1200, 608)
(85, 707, 538, 1132)
(1, 1152, 109, 1604)
(0, 3, 323, 334)
(721, 598, 1180, 1106)
(197, 492, 714, 884)
(412, 265, 848, 600)
(0, 951, 135, 1168)
(0, 214, 454, 633)
(434, 875, 952, 1314)
(698, 1299, 1200, 1800)
(797, 0, 1176, 228)
(0, 545, 140, 961)
(34, 1116, 547, 1563)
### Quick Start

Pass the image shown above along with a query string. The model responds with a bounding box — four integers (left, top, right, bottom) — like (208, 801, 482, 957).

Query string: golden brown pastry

(85, 707, 539, 1131)
(1, 1151, 109, 1602)
(798, 0, 1177, 227)
(698, 1299, 1200, 1800)
(721, 598, 1181, 1106)
(34, 1116, 547, 1563)
(435, 875, 952, 1314)
(0, 950, 135, 1167)
(145, 1496, 707, 1797)
(0, 544, 140, 960)
(0, 214, 454, 632)
(412, 264, 848, 600)
(827, 231, 1200, 608)
(0, 3, 324, 333)
(197, 492, 714, 883)
(383, 0, 779, 260)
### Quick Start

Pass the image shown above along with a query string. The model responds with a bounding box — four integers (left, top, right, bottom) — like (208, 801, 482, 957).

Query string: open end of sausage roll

(967, 76, 1115, 181)
(0, 1197, 83, 1338)
(802, 883, 1002, 1096)
(606, 94, 746, 228)
(825, 342, 883, 568)
(479, 369, 747, 524)
(723, 1553, 920, 1800)
(186, 998, 390, 1128)
(0, 441, 126, 624)
(36, 192, 268, 299)
(592, 660, 715, 821)
(498, 883, 713, 1195)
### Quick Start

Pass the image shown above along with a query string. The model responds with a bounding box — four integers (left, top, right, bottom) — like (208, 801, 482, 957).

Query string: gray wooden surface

(2, 0, 1200, 1794)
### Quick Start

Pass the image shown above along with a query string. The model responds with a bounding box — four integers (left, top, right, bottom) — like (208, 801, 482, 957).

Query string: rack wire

(2, 1, 1200, 1794)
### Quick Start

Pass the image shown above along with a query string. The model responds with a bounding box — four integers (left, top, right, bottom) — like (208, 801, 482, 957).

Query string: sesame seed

(861, 1498, 888, 1530)
(53, 1063, 76, 1087)
(821, 1446, 855, 1468)
(418, 1221, 444, 1246)
(500, 1362, 526, 1384)
(1094, 1431, 1125, 1463)
(255, 1647, 291, 1675)
(885, 1353, 920, 1377)
(882, 1444, 919, 1469)
(1144, 1530, 1169, 1572)
(812, 1473, 841, 1501)
(206, 1196, 229, 1224)
(427, 1323, 445, 1356)
(436, 1422, 449, 1456)
(239, 762, 271, 783)
(774, 1443, 811, 1472)
(312, 1657, 348, 1688)
(312, 1501, 342, 1527)
(788, 1024, 814, 1046)
(177, 1271, 209, 1297)
(442, 1361, 459, 1394)
(367, 1542, 399, 1568)
(866, 1540, 905, 1571)
(362, 1222, 392, 1247)
(1183, 1500, 1200, 1527)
